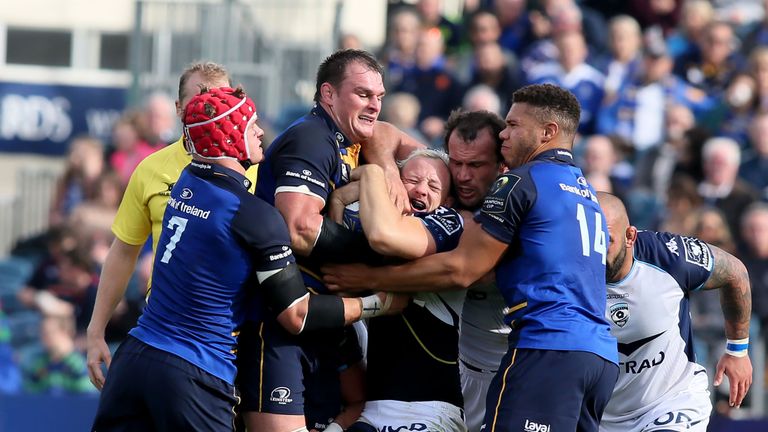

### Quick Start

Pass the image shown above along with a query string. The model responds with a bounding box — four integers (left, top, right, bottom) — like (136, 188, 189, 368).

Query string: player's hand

(86, 331, 112, 390)
(322, 263, 377, 293)
(382, 165, 411, 214)
(714, 353, 753, 408)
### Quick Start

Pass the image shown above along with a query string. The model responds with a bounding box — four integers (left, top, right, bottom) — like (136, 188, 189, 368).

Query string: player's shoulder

(275, 113, 334, 146)
(132, 140, 189, 178)
(634, 230, 711, 271)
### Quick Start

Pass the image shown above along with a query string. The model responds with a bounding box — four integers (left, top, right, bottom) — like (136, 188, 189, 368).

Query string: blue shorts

(482, 349, 618, 432)
(91, 336, 238, 432)
(236, 319, 362, 421)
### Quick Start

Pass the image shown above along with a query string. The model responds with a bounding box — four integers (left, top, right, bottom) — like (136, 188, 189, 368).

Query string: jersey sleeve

(418, 206, 465, 253)
(231, 196, 296, 272)
(474, 172, 533, 244)
(635, 231, 714, 293)
(111, 163, 152, 245)
(272, 126, 336, 203)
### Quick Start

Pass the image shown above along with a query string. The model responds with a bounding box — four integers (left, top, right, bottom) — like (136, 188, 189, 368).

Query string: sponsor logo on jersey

(335, 131, 344, 144)
(482, 174, 520, 214)
(620, 351, 665, 374)
(607, 293, 629, 299)
(268, 246, 293, 262)
(269, 386, 293, 404)
(665, 237, 679, 256)
(559, 182, 597, 202)
(524, 419, 551, 432)
(379, 423, 428, 431)
(425, 207, 462, 235)
(285, 170, 326, 189)
(609, 302, 630, 327)
(682, 236, 711, 270)
(167, 197, 211, 219)
(577, 176, 588, 186)
(180, 188, 193, 199)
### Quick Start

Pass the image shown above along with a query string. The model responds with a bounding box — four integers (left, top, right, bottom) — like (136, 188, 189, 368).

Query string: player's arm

(328, 181, 360, 224)
(356, 164, 436, 259)
(274, 191, 325, 256)
(86, 238, 143, 390)
(324, 220, 506, 293)
(257, 263, 393, 335)
(702, 244, 753, 408)
(362, 121, 426, 213)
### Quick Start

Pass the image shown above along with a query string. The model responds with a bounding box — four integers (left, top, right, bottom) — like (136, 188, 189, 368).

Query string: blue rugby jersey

(130, 161, 295, 384)
(475, 148, 618, 364)
(256, 105, 361, 294)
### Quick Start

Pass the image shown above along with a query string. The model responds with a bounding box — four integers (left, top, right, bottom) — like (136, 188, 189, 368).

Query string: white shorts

(357, 400, 467, 432)
(600, 377, 711, 432)
(459, 361, 495, 432)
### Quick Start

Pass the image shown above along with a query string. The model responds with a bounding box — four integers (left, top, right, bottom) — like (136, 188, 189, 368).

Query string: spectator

(600, 15, 644, 102)
(394, 27, 464, 143)
(658, 174, 703, 235)
(379, 92, 429, 147)
(17, 225, 79, 310)
(698, 137, 759, 243)
(628, 0, 683, 35)
(674, 20, 746, 96)
(109, 112, 157, 186)
(597, 31, 714, 153)
(693, 206, 738, 255)
(416, 0, 463, 53)
(581, 134, 632, 201)
(739, 111, 768, 199)
(466, 42, 521, 113)
(528, 30, 605, 134)
(714, 72, 759, 144)
(50, 136, 105, 226)
(748, 46, 768, 112)
(494, 0, 532, 56)
(742, 0, 768, 53)
(381, 6, 422, 89)
(462, 83, 503, 115)
(22, 313, 95, 395)
(450, 9, 520, 86)
(634, 103, 696, 200)
(142, 92, 177, 146)
(666, 0, 715, 61)
(739, 203, 768, 334)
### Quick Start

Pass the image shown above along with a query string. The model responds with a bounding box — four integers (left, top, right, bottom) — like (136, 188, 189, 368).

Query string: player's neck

(193, 156, 246, 175)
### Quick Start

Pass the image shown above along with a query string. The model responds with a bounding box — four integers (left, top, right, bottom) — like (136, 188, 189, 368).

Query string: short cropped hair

(511, 84, 581, 138)
(397, 148, 450, 169)
(178, 61, 230, 102)
(443, 109, 505, 162)
(314, 49, 384, 102)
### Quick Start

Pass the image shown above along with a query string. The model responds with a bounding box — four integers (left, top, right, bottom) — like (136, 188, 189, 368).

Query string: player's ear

(542, 121, 558, 141)
(320, 82, 335, 104)
(625, 226, 638, 248)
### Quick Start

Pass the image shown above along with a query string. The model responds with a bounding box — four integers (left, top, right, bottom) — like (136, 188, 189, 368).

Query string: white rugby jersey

(602, 230, 714, 423)
(459, 280, 510, 371)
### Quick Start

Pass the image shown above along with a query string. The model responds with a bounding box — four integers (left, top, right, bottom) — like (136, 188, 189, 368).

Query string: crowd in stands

(0, 0, 767, 415)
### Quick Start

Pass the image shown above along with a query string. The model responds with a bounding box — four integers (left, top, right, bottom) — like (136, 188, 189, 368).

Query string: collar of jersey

(311, 104, 353, 147)
(533, 148, 574, 165)
(188, 160, 252, 191)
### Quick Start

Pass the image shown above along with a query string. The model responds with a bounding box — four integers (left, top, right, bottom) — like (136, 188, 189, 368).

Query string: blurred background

(1, 0, 768, 430)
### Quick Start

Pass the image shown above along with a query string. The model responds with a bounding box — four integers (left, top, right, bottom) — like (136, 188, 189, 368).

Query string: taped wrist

(303, 293, 345, 332)
(310, 216, 379, 263)
(360, 293, 393, 319)
(260, 263, 309, 314)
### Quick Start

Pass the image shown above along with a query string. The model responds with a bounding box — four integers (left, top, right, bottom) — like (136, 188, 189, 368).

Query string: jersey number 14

(576, 203, 606, 265)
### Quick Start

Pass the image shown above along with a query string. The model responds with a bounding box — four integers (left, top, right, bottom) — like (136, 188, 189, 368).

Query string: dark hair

(314, 49, 384, 102)
(443, 110, 505, 162)
(511, 84, 581, 138)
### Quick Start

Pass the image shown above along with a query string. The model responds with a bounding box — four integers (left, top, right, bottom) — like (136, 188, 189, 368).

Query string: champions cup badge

(610, 302, 630, 327)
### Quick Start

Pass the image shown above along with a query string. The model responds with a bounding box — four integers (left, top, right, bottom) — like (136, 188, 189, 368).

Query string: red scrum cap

(183, 86, 257, 162)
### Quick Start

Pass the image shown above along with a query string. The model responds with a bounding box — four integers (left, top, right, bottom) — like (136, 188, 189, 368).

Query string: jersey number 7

(160, 216, 189, 264)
